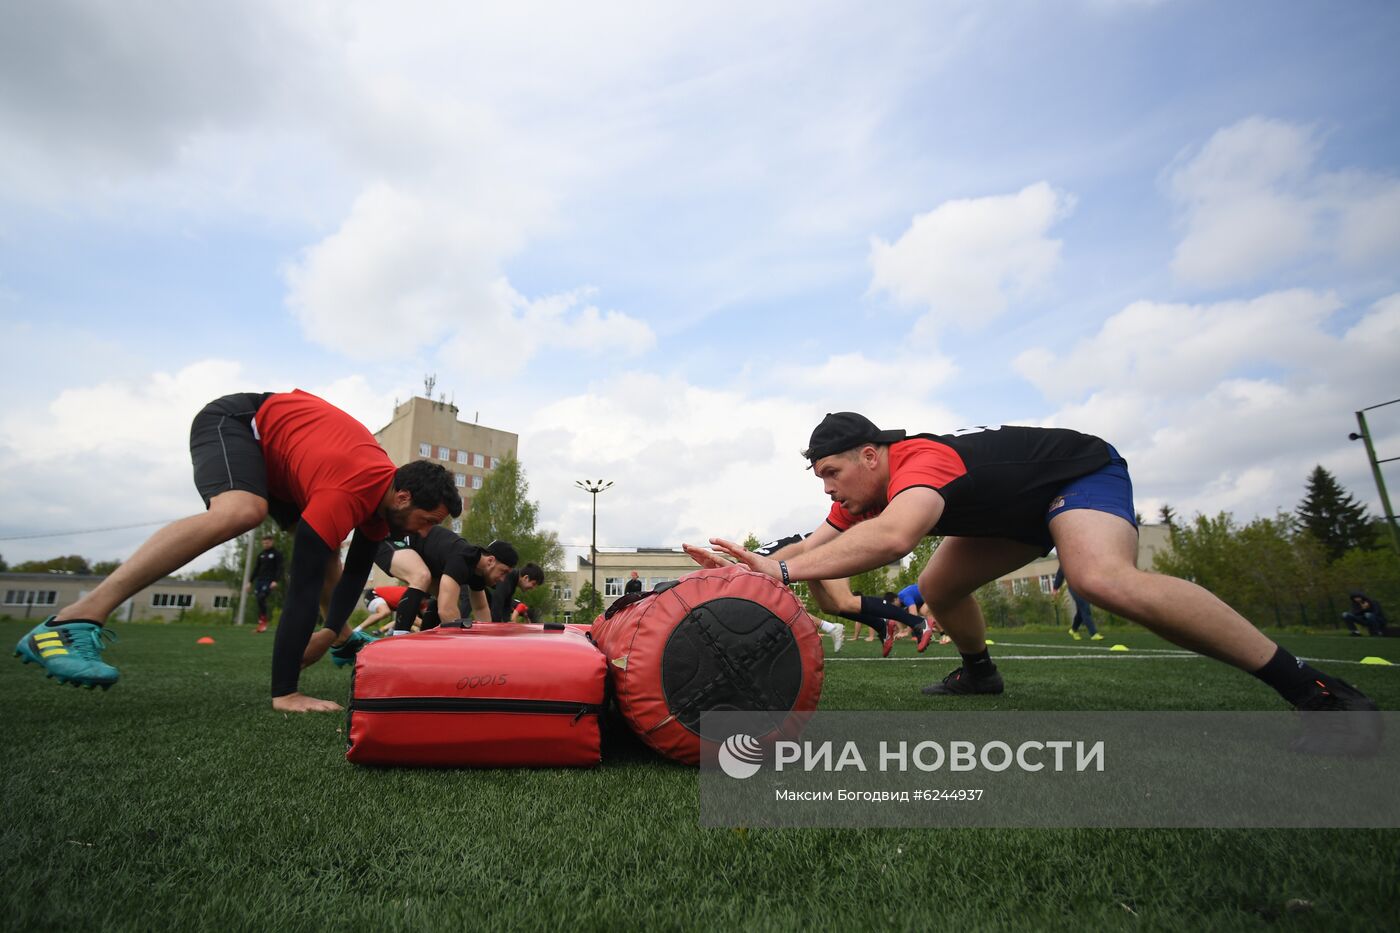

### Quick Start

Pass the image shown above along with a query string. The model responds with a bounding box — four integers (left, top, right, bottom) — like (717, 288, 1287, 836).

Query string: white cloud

(283, 185, 654, 373)
(868, 182, 1074, 327)
(0, 360, 254, 566)
(1169, 117, 1400, 287)
(1013, 289, 1340, 402)
(1017, 291, 1400, 523)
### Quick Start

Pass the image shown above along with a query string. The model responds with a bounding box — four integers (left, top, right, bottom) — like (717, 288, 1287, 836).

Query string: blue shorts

(1045, 446, 1138, 530)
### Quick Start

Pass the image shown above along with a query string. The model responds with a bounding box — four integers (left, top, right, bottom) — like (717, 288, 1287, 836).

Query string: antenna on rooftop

(423, 374, 436, 399)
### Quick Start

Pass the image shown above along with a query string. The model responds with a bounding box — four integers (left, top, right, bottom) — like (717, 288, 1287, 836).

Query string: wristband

(778, 560, 790, 586)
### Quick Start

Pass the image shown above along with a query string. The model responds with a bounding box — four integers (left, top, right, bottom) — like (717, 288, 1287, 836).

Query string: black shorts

(373, 539, 412, 576)
(189, 392, 300, 529)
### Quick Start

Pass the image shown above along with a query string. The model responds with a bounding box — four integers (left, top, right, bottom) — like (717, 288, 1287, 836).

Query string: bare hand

(682, 543, 735, 569)
(272, 692, 343, 714)
(708, 538, 782, 581)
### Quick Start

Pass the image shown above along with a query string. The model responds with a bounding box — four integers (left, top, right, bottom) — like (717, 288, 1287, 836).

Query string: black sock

(419, 598, 441, 631)
(960, 648, 996, 678)
(856, 595, 924, 631)
(837, 610, 886, 639)
(394, 588, 426, 632)
(1251, 646, 1329, 706)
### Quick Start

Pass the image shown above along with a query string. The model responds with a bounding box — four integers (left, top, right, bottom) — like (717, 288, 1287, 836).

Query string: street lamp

(1348, 398, 1400, 559)
(575, 479, 613, 597)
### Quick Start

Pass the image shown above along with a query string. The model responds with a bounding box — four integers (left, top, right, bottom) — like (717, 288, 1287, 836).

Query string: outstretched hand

(681, 543, 734, 569)
(708, 537, 783, 582)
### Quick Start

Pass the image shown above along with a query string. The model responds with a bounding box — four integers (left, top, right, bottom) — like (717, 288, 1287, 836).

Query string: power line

(0, 519, 181, 542)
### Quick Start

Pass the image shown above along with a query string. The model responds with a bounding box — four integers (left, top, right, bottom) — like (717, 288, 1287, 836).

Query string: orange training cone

(196, 636, 216, 645)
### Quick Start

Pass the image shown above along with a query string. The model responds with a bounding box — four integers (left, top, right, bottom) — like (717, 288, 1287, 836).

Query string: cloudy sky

(2, 0, 1398, 571)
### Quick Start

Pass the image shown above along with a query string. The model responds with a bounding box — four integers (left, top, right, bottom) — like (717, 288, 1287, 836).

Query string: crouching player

(703, 412, 1380, 755)
(14, 390, 461, 712)
(374, 528, 518, 634)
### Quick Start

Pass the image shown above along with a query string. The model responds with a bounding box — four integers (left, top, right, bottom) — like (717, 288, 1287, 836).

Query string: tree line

(7, 464, 1394, 631)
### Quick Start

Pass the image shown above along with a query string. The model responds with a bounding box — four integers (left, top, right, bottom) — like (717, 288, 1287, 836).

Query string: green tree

(573, 580, 605, 619)
(1296, 465, 1374, 562)
(13, 555, 91, 575)
(91, 559, 121, 576)
(895, 537, 940, 589)
(0, 552, 7, 572)
(1158, 504, 1177, 528)
(461, 455, 565, 617)
(742, 533, 762, 552)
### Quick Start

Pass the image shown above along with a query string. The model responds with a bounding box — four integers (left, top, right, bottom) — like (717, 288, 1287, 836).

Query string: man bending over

(14, 390, 461, 713)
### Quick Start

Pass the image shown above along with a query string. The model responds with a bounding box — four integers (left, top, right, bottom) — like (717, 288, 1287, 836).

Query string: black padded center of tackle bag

(659, 597, 803, 739)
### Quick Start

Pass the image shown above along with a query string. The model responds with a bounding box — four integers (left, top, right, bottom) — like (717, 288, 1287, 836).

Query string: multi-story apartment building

(373, 395, 519, 533)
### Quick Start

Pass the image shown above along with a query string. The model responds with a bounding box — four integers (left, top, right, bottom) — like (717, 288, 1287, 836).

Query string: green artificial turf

(2, 620, 1397, 932)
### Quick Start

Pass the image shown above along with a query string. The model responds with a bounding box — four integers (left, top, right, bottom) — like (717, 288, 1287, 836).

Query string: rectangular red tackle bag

(346, 622, 607, 767)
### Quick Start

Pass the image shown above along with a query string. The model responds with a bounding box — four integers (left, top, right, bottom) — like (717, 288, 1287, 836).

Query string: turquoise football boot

(14, 618, 119, 689)
(330, 629, 376, 668)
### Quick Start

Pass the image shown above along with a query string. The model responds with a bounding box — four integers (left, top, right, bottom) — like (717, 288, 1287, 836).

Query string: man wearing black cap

(697, 412, 1378, 754)
(373, 528, 517, 634)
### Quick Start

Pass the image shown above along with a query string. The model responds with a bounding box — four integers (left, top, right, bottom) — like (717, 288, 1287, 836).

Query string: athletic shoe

(921, 666, 1004, 696)
(831, 626, 845, 653)
(1090, 633, 1104, 641)
(1068, 628, 1082, 640)
(330, 630, 376, 668)
(255, 615, 268, 634)
(916, 624, 935, 653)
(938, 635, 952, 645)
(1291, 677, 1382, 757)
(881, 629, 894, 658)
(14, 619, 119, 689)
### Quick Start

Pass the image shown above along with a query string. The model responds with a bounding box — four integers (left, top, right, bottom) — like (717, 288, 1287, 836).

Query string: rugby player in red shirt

(14, 390, 461, 713)
(701, 412, 1378, 754)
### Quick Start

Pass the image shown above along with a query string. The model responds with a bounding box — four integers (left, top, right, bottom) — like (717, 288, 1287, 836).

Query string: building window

(151, 593, 195, 608)
(4, 589, 57, 606)
(489, 457, 499, 469)
(438, 446, 450, 460)
(1039, 574, 1055, 595)
(213, 595, 231, 609)
(454, 473, 466, 487)
(604, 577, 624, 597)
(456, 450, 467, 464)
(451, 518, 462, 533)
(471, 476, 483, 490)
(419, 442, 431, 458)
(552, 584, 573, 601)
(1011, 579, 1030, 596)
(473, 453, 485, 468)
(563, 612, 574, 624)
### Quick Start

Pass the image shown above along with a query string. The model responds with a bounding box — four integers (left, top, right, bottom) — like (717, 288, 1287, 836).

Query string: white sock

(818, 620, 841, 635)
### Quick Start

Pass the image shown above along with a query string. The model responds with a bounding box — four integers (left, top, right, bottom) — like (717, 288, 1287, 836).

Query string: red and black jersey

(254, 390, 397, 547)
(826, 426, 1111, 546)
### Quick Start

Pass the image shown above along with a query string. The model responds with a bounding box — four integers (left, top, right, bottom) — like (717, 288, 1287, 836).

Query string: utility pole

(1349, 398, 1400, 559)
(575, 479, 613, 598)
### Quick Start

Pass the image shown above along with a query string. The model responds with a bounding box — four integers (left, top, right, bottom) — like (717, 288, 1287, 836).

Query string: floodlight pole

(575, 480, 613, 598)
(1350, 399, 1400, 559)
